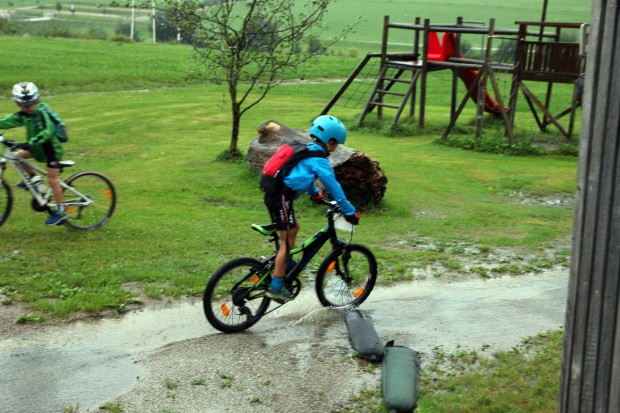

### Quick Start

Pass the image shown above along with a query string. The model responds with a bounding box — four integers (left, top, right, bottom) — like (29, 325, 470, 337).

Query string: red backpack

(259, 141, 326, 194)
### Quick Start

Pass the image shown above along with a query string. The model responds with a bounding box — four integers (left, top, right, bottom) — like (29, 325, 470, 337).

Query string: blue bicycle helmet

(310, 115, 347, 145)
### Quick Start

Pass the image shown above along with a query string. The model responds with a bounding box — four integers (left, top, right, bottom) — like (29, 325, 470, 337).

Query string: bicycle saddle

(252, 223, 278, 236)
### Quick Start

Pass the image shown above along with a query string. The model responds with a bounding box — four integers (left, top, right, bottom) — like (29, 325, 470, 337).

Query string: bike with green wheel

(203, 199, 378, 333)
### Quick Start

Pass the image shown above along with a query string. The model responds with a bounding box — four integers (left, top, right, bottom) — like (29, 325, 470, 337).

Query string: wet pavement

(0, 268, 568, 413)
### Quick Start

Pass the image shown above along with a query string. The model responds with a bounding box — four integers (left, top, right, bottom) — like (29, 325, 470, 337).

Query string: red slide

(427, 32, 506, 115)
(456, 68, 504, 114)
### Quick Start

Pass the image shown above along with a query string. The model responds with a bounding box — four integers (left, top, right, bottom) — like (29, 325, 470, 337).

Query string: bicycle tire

(62, 170, 116, 230)
(315, 243, 377, 308)
(0, 177, 13, 227)
(203, 257, 271, 333)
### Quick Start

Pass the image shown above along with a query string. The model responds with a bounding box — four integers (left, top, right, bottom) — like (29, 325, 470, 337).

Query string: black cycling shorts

(42, 141, 61, 169)
(264, 190, 296, 231)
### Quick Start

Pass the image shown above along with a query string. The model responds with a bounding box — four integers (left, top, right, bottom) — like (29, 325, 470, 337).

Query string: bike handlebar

(320, 198, 339, 211)
(1, 133, 11, 145)
(0, 133, 20, 150)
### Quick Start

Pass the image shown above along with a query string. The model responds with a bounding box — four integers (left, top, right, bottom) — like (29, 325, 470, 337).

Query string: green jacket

(0, 103, 64, 162)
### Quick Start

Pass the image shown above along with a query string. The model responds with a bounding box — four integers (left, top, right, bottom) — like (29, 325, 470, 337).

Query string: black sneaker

(266, 286, 294, 301)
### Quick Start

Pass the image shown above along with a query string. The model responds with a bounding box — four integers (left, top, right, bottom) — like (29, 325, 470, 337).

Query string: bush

(556, 143, 579, 156)
(82, 27, 108, 40)
(115, 21, 141, 42)
(34, 22, 74, 38)
(0, 18, 23, 35)
(437, 134, 548, 156)
(306, 36, 322, 54)
(110, 34, 132, 43)
(493, 39, 516, 63)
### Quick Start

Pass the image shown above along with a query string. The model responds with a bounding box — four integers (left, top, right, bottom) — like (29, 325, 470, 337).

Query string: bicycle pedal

(237, 306, 252, 316)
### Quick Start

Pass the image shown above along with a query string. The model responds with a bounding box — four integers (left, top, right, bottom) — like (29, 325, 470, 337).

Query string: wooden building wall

(559, 0, 620, 411)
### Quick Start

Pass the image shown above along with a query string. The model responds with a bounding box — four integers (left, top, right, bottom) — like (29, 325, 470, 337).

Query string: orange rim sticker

(221, 303, 230, 317)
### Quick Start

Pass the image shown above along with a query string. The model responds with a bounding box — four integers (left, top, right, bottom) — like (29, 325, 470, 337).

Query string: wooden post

(409, 16, 421, 119)
(508, 24, 526, 134)
(559, 0, 620, 411)
(377, 15, 390, 121)
(450, 17, 463, 122)
(475, 19, 495, 139)
(419, 19, 430, 128)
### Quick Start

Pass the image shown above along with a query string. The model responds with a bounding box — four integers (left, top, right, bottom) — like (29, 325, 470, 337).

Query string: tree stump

(247, 120, 387, 208)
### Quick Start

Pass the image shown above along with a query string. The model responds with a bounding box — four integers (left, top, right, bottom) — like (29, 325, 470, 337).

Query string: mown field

(1, 0, 591, 50)
(0, 0, 591, 410)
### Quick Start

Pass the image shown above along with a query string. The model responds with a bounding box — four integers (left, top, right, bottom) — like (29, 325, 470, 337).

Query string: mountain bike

(0, 133, 116, 230)
(203, 199, 378, 333)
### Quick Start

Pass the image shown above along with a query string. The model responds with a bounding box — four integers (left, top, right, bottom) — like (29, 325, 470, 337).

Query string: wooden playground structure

(321, 15, 588, 142)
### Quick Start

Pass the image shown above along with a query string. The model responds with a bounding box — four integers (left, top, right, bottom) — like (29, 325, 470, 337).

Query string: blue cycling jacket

(283, 142, 356, 216)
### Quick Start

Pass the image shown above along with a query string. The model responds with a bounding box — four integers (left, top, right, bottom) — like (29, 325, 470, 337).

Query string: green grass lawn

(0, 76, 577, 321)
(0, 23, 580, 412)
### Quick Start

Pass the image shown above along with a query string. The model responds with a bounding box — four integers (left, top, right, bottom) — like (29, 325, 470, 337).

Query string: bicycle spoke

(62, 171, 116, 230)
(204, 258, 271, 333)
(315, 244, 377, 308)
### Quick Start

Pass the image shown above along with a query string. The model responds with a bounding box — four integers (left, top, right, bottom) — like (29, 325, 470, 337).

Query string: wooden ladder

(358, 62, 421, 127)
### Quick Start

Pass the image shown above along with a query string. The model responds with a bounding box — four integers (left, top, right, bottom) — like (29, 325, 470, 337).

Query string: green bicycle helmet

(12, 82, 39, 106)
(310, 115, 347, 145)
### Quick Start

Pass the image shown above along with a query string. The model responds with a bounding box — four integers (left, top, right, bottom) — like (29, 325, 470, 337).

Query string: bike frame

(0, 139, 93, 211)
(0, 147, 52, 207)
(255, 205, 352, 285)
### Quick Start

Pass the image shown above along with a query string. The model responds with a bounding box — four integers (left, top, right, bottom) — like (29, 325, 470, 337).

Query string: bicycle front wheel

(203, 257, 271, 333)
(0, 177, 13, 227)
(315, 243, 377, 308)
(62, 170, 116, 230)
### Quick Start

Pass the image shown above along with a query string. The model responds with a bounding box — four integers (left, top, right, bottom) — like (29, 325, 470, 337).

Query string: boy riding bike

(262, 115, 360, 301)
(0, 82, 67, 225)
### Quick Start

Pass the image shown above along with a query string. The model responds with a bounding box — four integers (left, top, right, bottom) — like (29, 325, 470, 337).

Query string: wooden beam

(559, 0, 620, 410)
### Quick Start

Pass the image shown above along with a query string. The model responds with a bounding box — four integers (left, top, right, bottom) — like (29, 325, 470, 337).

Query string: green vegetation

(0, 0, 590, 409)
(0, 0, 591, 54)
(338, 330, 563, 412)
(0, 68, 577, 319)
(418, 331, 563, 412)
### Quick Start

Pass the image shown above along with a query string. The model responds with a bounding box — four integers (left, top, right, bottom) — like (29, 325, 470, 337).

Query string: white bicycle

(0, 133, 116, 230)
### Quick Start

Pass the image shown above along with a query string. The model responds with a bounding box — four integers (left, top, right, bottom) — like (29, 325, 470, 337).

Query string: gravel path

(0, 268, 568, 413)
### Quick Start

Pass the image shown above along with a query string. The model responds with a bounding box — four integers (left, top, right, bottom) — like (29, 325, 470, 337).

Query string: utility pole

(130, 0, 135, 41)
(152, 0, 156, 43)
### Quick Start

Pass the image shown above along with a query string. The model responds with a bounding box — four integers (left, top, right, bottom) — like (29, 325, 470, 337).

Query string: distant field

(1, 0, 592, 51)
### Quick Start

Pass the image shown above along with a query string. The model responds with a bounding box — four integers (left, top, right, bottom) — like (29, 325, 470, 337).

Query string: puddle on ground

(0, 268, 568, 413)
(0, 301, 214, 413)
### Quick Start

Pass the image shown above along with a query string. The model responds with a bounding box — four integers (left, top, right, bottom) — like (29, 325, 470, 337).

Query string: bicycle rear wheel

(203, 257, 271, 333)
(62, 170, 116, 230)
(315, 243, 377, 308)
(0, 177, 13, 227)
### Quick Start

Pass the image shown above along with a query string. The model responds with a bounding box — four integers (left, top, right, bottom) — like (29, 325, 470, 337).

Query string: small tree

(162, 0, 357, 158)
